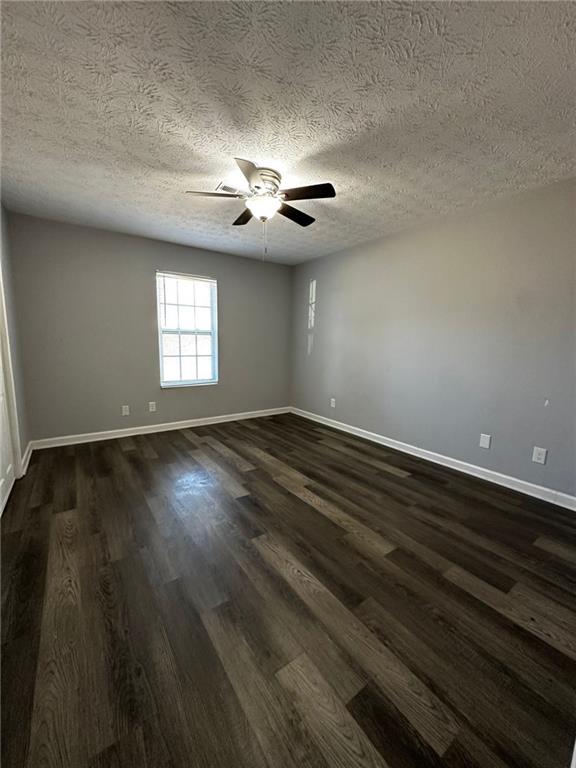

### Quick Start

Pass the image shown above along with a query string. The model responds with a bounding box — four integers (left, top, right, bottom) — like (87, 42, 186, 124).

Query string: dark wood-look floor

(2, 414, 576, 768)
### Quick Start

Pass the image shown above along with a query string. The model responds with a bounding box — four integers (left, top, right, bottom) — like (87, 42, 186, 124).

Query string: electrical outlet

(330, 398, 336, 408)
(148, 401, 157, 412)
(121, 405, 130, 416)
(532, 446, 548, 465)
(479, 433, 491, 449)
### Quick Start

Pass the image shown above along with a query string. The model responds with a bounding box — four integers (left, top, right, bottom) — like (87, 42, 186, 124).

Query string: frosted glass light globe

(246, 195, 282, 220)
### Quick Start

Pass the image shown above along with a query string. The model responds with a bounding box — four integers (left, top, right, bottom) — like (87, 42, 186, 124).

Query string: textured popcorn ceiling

(2, 1, 575, 264)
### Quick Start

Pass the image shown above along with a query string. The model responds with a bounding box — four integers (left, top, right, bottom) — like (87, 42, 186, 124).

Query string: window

(156, 271, 218, 387)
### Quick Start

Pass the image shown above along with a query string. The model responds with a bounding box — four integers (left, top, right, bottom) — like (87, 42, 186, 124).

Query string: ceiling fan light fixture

(246, 195, 282, 221)
(187, 158, 335, 228)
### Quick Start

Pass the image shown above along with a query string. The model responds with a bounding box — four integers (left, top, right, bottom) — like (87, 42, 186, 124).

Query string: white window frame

(156, 271, 219, 388)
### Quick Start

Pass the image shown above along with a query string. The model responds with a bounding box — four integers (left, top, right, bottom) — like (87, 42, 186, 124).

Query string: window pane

(196, 334, 212, 356)
(165, 277, 178, 303)
(162, 333, 179, 356)
(157, 277, 165, 304)
(181, 356, 197, 380)
(179, 306, 195, 329)
(178, 279, 195, 305)
(180, 334, 196, 355)
(197, 356, 212, 380)
(162, 357, 180, 382)
(195, 307, 211, 331)
(160, 304, 178, 329)
(194, 280, 211, 306)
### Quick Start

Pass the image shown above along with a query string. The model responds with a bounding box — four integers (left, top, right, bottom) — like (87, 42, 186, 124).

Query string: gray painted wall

(7, 213, 291, 440)
(291, 179, 576, 496)
(5, 179, 575, 497)
(1, 206, 29, 453)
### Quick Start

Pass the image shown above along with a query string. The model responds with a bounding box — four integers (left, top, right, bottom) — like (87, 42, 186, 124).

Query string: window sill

(161, 380, 219, 389)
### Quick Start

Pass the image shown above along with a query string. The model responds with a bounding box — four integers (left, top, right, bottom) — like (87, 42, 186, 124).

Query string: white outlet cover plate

(532, 446, 548, 465)
(330, 398, 336, 408)
(479, 433, 491, 449)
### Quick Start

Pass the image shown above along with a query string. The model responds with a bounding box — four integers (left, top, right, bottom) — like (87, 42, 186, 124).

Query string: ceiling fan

(186, 158, 336, 227)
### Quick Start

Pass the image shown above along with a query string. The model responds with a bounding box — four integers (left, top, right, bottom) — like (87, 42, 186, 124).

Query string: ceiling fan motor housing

(251, 167, 282, 195)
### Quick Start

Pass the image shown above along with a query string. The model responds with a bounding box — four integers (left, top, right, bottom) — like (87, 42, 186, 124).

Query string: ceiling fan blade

(232, 209, 253, 226)
(278, 203, 315, 227)
(234, 157, 260, 185)
(280, 183, 336, 201)
(186, 190, 243, 198)
(218, 184, 244, 195)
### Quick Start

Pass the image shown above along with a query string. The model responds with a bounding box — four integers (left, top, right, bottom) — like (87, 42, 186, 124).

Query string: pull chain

(262, 219, 268, 261)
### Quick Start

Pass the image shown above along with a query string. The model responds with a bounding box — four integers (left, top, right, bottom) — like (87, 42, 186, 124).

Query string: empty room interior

(1, 2, 576, 767)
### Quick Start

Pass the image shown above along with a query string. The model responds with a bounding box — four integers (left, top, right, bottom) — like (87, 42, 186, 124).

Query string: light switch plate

(479, 433, 491, 449)
(532, 446, 547, 465)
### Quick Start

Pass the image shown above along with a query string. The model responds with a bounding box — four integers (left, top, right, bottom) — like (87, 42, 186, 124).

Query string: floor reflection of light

(171, 468, 211, 493)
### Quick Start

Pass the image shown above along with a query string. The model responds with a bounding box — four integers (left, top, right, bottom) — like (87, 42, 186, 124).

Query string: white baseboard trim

(291, 408, 576, 512)
(15, 405, 576, 513)
(0, 475, 15, 516)
(19, 441, 33, 477)
(557, 492, 576, 513)
(29, 407, 291, 452)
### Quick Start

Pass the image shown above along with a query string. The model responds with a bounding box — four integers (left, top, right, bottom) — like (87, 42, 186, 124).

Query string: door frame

(0, 226, 23, 492)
